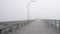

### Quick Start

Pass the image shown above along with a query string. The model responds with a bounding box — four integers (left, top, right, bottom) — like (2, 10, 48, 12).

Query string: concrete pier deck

(8, 20, 60, 34)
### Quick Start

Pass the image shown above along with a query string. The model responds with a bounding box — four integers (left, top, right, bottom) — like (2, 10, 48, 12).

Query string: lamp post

(28, 0, 35, 23)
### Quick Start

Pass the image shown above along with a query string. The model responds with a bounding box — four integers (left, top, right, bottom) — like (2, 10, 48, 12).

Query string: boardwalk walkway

(9, 20, 60, 34)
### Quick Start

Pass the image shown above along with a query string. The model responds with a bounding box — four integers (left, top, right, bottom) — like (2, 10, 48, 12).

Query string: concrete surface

(8, 20, 60, 34)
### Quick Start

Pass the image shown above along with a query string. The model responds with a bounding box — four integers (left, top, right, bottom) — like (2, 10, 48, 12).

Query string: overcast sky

(0, 0, 60, 22)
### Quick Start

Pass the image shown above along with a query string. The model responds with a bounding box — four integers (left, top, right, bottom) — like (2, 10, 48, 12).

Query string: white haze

(0, 0, 60, 22)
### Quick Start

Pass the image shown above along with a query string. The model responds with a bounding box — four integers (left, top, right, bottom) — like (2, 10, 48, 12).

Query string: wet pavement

(8, 20, 60, 34)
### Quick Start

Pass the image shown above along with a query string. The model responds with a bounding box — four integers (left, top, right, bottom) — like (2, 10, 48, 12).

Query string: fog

(0, 0, 60, 22)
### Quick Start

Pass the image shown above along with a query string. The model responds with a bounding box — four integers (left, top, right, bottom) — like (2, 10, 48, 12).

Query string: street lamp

(28, 0, 35, 23)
